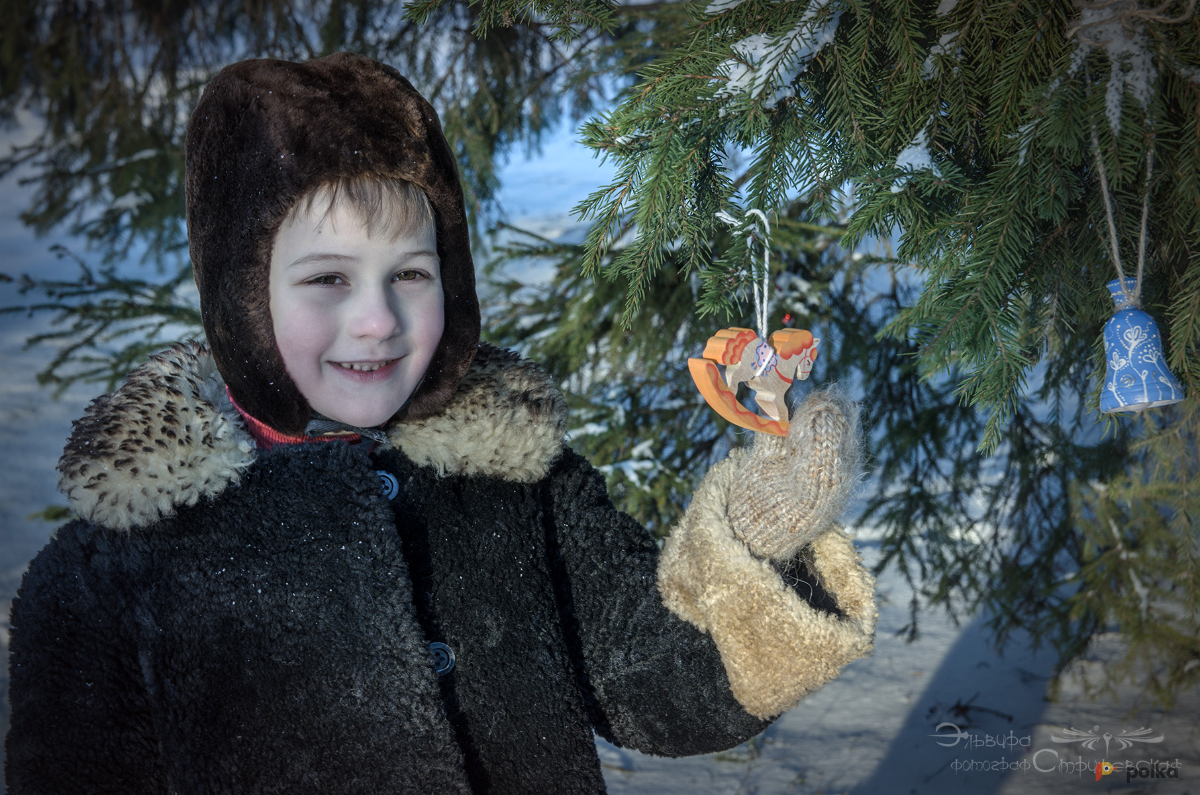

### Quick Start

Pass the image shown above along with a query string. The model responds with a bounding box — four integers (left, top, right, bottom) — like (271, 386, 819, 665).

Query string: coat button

(377, 470, 400, 500)
(429, 642, 455, 676)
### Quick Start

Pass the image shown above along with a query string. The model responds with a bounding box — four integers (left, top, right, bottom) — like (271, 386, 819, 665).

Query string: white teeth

(337, 360, 394, 372)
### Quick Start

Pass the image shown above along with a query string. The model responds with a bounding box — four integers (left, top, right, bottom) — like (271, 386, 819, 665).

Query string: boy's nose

(347, 287, 403, 340)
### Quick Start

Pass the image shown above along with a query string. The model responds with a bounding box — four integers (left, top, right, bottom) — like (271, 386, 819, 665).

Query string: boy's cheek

(273, 314, 332, 380)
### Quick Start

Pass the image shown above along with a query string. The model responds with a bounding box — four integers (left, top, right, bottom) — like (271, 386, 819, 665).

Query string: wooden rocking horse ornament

(692, 208, 820, 436)
(688, 327, 820, 437)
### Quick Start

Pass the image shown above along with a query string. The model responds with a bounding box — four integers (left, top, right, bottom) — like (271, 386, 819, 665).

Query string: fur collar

(58, 341, 568, 531)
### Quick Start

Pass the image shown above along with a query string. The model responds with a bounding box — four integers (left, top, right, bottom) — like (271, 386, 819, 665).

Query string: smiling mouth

(333, 359, 399, 372)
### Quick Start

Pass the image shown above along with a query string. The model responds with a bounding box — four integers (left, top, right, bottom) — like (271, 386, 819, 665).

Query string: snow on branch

(921, 31, 961, 79)
(891, 125, 942, 193)
(713, 0, 842, 109)
(705, 0, 750, 12)
(1068, 2, 1161, 136)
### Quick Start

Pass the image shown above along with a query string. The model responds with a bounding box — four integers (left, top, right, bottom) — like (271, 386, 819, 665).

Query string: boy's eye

(308, 274, 344, 286)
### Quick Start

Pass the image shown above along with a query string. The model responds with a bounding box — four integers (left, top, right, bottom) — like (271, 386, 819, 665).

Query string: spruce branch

(1, 246, 202, 393)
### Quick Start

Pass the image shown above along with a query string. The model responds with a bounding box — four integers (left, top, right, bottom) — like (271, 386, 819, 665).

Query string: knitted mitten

(726, 386, 862, 561)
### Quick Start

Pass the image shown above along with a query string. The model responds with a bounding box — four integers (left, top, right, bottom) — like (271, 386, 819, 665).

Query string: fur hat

(185, 52, 480, 435)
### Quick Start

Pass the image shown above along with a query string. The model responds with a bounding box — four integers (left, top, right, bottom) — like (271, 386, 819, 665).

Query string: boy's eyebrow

(399, 250, 439, 261)
(287, 252, 356, 270)
(286, 250, 439, 269)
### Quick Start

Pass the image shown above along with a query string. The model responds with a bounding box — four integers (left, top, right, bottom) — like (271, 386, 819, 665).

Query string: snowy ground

(3, 115, 1198, 794)
(596, 536, 1200, 794)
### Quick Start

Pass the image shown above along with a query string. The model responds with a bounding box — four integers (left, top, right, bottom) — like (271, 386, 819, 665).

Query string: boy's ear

(186, 52, 479, 434)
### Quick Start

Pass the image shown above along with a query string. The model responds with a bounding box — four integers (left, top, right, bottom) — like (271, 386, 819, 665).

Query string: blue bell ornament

(1100, 278, 1184, 413)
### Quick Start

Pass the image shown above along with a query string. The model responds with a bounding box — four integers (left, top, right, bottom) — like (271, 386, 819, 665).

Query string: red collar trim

(226, 387, 361, 450)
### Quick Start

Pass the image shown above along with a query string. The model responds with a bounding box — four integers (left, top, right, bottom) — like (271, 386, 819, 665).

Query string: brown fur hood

(58, 341, 568, 531)
(186, 54, 481, 436)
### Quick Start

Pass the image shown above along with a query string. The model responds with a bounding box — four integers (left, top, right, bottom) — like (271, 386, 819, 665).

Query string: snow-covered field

(2, 116, 1197, 794)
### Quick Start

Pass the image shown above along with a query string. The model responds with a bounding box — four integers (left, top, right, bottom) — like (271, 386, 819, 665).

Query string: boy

(5, 53, 876, 794)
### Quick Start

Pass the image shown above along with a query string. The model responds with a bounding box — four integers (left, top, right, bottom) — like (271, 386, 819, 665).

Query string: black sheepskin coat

(5, 343, 775, 794)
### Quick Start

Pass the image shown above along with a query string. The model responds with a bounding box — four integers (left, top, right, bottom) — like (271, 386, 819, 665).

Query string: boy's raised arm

(541, 447, 772, 755)
(541, 387, 877, 755)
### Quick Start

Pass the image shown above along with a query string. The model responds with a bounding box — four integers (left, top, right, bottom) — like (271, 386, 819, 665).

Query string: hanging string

(716, 208, 775, 375)
(744, 209, 772, 351)
(1089, 126, 1154, 309)
(1135, 145, 1154, 298)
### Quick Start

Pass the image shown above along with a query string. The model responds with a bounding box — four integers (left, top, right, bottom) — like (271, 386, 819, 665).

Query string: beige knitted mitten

(726, 387, 862, 561)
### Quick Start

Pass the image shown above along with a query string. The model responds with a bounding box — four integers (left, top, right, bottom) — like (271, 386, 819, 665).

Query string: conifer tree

(467, 0, 1200, 707)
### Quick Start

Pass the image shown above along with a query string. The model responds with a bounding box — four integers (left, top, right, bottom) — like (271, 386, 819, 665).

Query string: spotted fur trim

(386, 344, 568, 483)
(57, 341, 255, 532)
(657, 445, 877, 719)
(58, 341, 567, 531)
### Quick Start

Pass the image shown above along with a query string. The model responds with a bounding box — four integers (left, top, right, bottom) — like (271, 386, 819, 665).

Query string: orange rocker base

(687, 327, 820, 437)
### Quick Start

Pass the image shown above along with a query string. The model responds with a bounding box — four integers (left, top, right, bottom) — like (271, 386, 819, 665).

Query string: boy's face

(268, 199, 444, 428)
